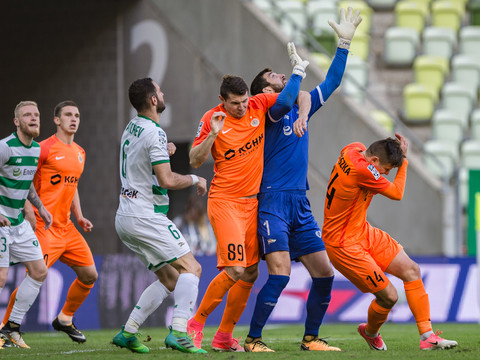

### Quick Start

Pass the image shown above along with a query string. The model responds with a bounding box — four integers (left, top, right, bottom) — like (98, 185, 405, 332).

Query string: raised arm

(189, 111, 225, 168)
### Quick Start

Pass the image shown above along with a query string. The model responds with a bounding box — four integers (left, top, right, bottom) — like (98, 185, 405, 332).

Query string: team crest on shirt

(367, 164, 380, 180)
(283, 125, 292, 136)
(78, 153, 83, 163)
(195, 121, 204, 138)
(251, 118, 260, 127)
(158, 131, 167, 146)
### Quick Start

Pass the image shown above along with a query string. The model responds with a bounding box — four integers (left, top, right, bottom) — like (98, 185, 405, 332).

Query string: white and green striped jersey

(117, 115, 170, 217)
(0, 133, 40, 226)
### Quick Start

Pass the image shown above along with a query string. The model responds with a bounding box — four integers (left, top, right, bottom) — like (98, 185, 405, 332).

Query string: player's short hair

(220, 74, 248, 100)
(250, 68, 272, 96)
(367, 138, 405, 167)
(128, 77, 157, 112)
(54, 100, 78, 118)
(14, 101, 38, 118)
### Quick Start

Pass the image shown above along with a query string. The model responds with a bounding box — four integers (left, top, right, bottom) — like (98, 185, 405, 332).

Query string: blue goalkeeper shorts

(257, 190, 325, 261)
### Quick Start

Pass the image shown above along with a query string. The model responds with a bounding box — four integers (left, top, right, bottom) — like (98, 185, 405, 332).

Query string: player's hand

(38, 206, 53, 230)
(167, 142, 176, 156)
(78, 217, 93, 232)
(293, 114, 308, 137)
(395, 133, 408, 157)
(288, 42, 309, 79)
(210, 111, 226, 136)
(195, 176, 208, 196)
(0, 214, 11, 227)
(328, 7, 362, 49)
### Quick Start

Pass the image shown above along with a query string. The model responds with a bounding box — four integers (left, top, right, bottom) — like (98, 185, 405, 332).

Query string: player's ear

(13, 117, 19, 127)
(53, 117, 61, 126)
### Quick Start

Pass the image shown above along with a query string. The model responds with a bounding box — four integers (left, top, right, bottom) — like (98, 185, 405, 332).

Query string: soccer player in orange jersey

(2, 101, 96, 343)
(186, 44, 308, 351)
(323, 133, 457, 351)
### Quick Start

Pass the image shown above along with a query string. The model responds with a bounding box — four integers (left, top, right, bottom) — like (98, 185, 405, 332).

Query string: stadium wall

(1, 0, 445, 257)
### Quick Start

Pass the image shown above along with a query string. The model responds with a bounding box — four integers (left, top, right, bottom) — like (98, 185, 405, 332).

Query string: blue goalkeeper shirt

(260, 48, 348, 193)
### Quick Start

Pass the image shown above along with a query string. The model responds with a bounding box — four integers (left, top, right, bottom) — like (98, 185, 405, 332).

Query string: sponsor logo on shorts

(178, 242, 185, 247)
(33, 240, 39, 247)
(315, 231, 322, 238)
(267, 238, 276, 245)
(283, 126, 292, 136)
(367, 164, 380, 180)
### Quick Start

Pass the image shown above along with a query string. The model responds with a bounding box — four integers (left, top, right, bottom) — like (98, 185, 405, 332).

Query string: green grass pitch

(1, 323, 479, 359)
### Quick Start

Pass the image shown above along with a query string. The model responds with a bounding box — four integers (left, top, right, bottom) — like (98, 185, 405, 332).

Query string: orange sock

(404, 279, 432, 335)
(218, 279, 254, 334)
(366, 299, 391, 335)
(2, 288, 18, 326)
(61, 279, 94, 316)
(193, 271, 236, 325)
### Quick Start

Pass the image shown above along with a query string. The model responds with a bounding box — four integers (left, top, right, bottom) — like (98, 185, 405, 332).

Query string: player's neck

(138, 110, 160, 124)
(16, 130, 33, 147)
(55, 131, 74, 145)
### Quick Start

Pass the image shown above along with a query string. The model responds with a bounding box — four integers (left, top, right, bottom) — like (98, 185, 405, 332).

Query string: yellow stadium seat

(413, 55, 449, 96)
(395, 0, 428, 34)
(431, 1, 463, 32)
(402, 82, 437, 123)
(371, 109, 395, 133)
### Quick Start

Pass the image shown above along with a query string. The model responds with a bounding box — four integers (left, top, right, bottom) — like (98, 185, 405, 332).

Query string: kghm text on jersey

(120, 187, 138, 198)
(125, 121, 145, 138)
(223, 133, 264, 160)
(338, 156, 350, 175)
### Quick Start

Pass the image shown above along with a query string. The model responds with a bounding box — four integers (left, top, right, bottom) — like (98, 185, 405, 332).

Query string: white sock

(172, 273, 199, 332)
(421, 331, 434, 341)
(9, 275, 43, 324)
(125, 280, 170, 334)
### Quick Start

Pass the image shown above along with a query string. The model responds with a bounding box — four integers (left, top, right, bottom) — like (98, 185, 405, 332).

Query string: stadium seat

(395, 0, 428, 34)
(402, 82, 437, 123)
(413, 55, 449, 96)
(423, 139, 459, 180)
(459, 140, 480, 207)
(422, 26, 457, 59)
(451, 54, 480, 94)
(431, 109, 464, 144)
(367, 0, 397, 11)
(349, 31, 370, 61)
(309, 0, 339, 34)
(431, 1, 464, 32)
(384, 26, 420, 66)
(338, 0, 374, 34)
(343, 54, 369, 102)
(440, 82, 477, 130)
(275, 0, 308, 43)
(310, 51, 332, 71)
(469, 0, 480, 26)
(459, 26, 480, 59)
(470, 108, 480, 140)
(371, 109, 395, 132)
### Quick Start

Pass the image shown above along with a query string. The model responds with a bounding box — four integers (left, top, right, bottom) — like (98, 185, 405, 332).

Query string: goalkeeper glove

(288, 42, 309, 79)
(328, 7, 363, 50)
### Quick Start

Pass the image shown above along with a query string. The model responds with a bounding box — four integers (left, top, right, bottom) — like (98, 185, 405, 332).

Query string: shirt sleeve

(192, 110, 213, 148)
(268, 74, 302, 121)
(149, 127, 170, 165)
(0, 142, 9, 166)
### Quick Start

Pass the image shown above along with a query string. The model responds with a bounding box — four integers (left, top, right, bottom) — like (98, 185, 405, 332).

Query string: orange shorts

(325, 224, 403, 293)
(207, 197, 259, 269)
(36, 222, 94, 268)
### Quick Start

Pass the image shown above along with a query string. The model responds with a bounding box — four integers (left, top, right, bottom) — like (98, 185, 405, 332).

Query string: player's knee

(0, 269, 8, 288)
(189, 260, 202, 278)
(30, 266, 48, 282)
(225, 266, 246, 280)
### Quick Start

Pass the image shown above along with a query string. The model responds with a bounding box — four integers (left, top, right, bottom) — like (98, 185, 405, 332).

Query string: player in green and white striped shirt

(112, 78, 208, 354)
(0, 101, 53, 349)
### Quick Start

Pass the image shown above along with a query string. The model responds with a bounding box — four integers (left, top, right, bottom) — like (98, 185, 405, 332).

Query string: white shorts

(0, 220, 43, 267)
(115, 214, 191, 272)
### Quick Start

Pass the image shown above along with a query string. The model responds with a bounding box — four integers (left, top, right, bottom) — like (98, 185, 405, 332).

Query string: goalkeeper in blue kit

(243, 7, 362, 352)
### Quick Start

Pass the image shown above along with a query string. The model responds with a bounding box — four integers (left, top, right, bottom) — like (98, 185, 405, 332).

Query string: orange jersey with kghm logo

(192, 93, 279, 198)
(322, 142, 408, 247)
(33, 135, 85, 228)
